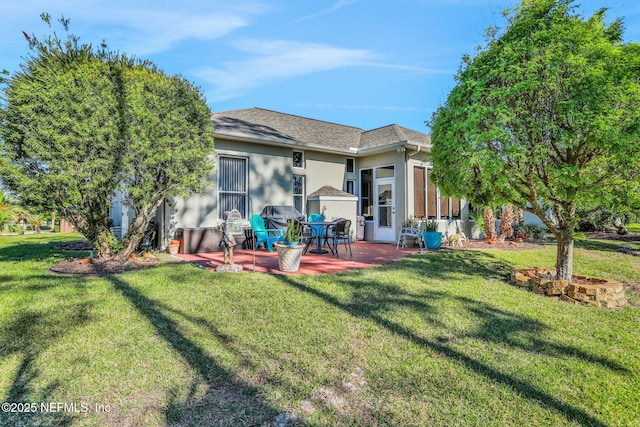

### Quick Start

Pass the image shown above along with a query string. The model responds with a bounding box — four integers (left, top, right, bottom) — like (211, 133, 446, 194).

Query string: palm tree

(0, 191, 28, 233)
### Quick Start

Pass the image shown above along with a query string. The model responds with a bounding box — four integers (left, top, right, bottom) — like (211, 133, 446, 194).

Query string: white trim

(346, 179, 356, 195)
(217, 154, 249, 219)
(346, 157, 355, 174)
(292, 150, 305, 169)
(307, 195, 358, 202)
(293, 174, 305, 214)
(374, 177, 396, 242)
(214, 132, 430, 157)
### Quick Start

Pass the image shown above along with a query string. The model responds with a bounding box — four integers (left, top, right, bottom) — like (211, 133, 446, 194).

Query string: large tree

(430, 0, 640, 281)
(0, 14, 215, 261)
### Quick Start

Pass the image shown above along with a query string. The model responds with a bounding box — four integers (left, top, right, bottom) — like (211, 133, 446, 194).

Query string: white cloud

(289, 0, 361, 25)
(99, 10, 252, 56)
(192, 39, 380, 101)
(0, 0, 266, 56)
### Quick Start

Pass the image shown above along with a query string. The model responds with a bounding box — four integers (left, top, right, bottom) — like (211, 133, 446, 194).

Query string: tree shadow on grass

(458, 295, 629, 373)
(0, 239, 88, 263)
(574, 239, 626, 253)
(278, 262, 621, 426)
(385, 249, 514, 281)
(106, 275, 285, 426)
(0, 300, 93, 427)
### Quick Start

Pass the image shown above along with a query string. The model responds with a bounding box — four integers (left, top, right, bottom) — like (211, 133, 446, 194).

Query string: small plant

(484, 208, 497, 243)
(469, 210, 485, 232)
(402, 215, 420, 229)
(284, 219, 302, 243)
(499, 205, 515, 242)
(421, 219, 439, 232)
(515, 207, 525, 225)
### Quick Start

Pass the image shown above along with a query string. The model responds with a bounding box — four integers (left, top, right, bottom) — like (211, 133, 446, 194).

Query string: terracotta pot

(167, 243, 179, 255)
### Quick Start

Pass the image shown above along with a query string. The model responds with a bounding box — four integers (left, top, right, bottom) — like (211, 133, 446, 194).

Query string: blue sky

(1, 0, 638, 132)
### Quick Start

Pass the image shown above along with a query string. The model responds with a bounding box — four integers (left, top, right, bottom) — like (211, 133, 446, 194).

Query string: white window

(293, 151, 304, 169)
(293, 175, 305, 213)
(218, 156, 248, 218)
(346, 180, 355, 195)
(346, 158, 355, 174)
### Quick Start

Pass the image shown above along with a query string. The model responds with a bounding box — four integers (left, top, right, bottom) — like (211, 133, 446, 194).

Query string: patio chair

(249, 214, 284, 252)
(396, 226, 425, 252)
(304, 213, 333, 255)
(299, 219, 314, 253)
(331, 219, 352, 257)
(307, 213, 326, 236)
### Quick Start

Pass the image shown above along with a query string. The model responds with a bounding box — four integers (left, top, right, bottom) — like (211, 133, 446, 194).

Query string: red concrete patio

(175, 241, 420, 275)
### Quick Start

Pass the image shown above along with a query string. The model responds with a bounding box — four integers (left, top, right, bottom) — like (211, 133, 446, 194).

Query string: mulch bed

(49, 254, 184, 277)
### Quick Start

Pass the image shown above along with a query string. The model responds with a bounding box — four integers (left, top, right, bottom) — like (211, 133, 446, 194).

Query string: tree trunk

(112, 200, 163, 263)
(94, 228, 115, 260)
(555, 229, 574, 282)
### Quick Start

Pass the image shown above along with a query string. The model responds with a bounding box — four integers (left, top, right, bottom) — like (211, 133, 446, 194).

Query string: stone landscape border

(510, 269, 627, 308)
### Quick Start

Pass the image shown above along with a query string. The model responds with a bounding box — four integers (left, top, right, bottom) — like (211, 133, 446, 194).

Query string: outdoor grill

(260, 205, 306, 230)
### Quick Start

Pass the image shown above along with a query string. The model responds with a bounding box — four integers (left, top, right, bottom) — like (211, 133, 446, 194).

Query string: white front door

(374, 178, 395, 241)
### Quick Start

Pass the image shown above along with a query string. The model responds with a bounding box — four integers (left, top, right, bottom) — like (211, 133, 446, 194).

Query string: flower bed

(510, 269, 627, 308)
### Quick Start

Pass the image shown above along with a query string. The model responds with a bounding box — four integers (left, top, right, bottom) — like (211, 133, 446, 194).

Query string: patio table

(300, 220, 338, 255)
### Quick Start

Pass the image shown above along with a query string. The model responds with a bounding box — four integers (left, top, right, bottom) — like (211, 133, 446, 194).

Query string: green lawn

(0, 233, 639, 426)
(627, 223, 640, 234)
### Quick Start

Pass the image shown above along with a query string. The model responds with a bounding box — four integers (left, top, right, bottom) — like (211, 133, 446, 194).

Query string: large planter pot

(422, 231, 443, 250)
(274, 242, 305, 272)
(167, 243, 180, 255)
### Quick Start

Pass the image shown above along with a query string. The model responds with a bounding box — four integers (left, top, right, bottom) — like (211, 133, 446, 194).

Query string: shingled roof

(210, 108, 430, 153)
(308, 185, 358, 198)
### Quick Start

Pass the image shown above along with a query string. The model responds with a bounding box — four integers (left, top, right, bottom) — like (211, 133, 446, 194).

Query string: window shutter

(426, 169, 437, 218)
(414, 166, 426, 218)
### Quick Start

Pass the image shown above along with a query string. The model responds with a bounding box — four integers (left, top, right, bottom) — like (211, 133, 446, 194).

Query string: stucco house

(111, 108, 470, 251)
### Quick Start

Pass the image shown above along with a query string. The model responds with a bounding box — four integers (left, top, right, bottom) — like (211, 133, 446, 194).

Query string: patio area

(175, 241, 420, 275)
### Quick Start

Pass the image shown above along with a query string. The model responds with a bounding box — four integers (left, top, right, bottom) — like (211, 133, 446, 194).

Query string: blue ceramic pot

(422, 231, 442, 249)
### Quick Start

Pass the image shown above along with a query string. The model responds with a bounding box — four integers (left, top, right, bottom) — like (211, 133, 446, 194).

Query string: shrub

(514, 224, 548, 240)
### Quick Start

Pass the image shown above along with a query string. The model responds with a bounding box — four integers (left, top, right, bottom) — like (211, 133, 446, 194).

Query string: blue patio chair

(249, 214, 284, 252)
(307, 213, 326, 237)
(304, 213, 331, 254)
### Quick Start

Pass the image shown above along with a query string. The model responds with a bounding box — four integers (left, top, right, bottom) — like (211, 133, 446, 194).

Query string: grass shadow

(106, 275, 286, 426)
(387, 249, 514, 281)
(278, 267, 616, 426)
(0, 300, 93, 427)
(0, 236, 89, 263)
(575, 239, 626, 253)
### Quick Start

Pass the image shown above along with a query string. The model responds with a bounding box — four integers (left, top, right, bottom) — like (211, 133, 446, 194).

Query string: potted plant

(283, 218, 302, 246)
(274, 219, 305, 272)
(421, 219, 443, 250)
